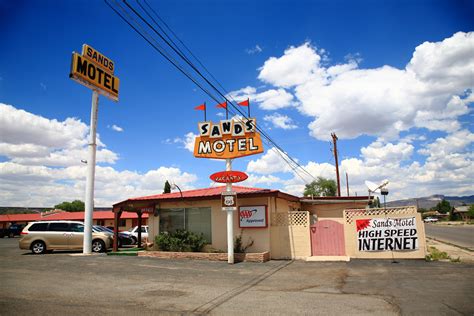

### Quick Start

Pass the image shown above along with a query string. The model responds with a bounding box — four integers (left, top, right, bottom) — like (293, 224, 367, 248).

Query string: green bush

(426, 246, 450, 261)
(234, 230, 254, 253)
(155, 229, 206, 252)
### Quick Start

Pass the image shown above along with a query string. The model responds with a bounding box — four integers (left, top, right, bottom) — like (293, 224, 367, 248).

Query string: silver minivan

(19, 221, 113, 254)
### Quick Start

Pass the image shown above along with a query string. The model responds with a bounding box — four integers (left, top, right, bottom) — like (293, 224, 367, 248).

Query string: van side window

(49, 223, 69, 232)
(69, 223, 84, 232)
(29, 223, 48, 231)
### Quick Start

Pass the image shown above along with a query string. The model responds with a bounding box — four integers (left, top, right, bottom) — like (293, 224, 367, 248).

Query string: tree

(435, 199, 451, 214)
(54, 200, 84, 212)
(303, 177, 337, 197)
(163, 180, 171, 194)
(467, 205, 474, 220)
(373, 196, 381, 208)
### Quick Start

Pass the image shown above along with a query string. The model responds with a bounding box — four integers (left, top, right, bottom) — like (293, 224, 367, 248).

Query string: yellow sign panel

(82, 44, 115, 74)
(194, 119, 264, 159)
(69, 53, 120, 101)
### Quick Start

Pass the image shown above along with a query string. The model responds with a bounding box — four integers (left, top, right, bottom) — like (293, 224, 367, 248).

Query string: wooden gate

(310, 220, 345, 256)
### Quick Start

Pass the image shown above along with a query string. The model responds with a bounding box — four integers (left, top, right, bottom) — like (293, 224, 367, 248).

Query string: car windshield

(92, 226, 104, 232)
(102, 227, 114, 233)
(128, 227, 134, 232)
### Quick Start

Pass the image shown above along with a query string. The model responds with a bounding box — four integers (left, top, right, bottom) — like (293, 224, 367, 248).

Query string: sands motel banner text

(356, 217, 418, 252)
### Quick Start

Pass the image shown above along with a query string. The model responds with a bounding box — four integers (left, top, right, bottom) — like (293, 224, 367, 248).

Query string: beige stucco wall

(303, 201, 368, 221)
(270, 197, 311, 259)
(149, 197, 274, 253)
(344, 208, 426, 259)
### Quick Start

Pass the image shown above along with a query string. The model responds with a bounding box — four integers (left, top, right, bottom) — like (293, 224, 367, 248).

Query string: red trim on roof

(130, 185, 271, 200)
(113, 185, 298, 207)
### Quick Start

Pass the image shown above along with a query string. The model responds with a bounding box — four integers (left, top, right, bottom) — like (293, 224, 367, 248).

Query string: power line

(106, 0, 317, 183)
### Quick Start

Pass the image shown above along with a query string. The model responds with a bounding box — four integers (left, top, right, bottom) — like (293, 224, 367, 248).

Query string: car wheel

(118, 240, 122, 248)
(92, 239, 106, 253)
(130, 236, 137, 244)
(31, 241, 46, 254)
(9, 232, 14, 238)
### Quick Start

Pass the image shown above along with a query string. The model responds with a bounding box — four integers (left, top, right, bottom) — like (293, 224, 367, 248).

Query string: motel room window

(159, 207, 211, 243)
(119, 219, 127, 227)
(96, 220, 105, 226)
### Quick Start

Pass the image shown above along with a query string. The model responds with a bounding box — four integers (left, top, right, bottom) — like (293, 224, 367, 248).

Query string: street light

(170, 183, 183, 198)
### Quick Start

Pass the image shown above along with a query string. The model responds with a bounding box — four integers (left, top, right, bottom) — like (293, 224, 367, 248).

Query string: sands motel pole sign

(69, 44, 120, 254)
(194, 101, 263, 263)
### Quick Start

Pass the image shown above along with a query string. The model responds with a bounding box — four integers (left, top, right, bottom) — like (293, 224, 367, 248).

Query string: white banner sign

(239, 206, 267, 228)
(356, 217, 418, 251)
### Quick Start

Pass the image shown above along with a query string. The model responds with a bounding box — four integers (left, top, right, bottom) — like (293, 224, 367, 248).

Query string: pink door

(310, 220, 345, 256)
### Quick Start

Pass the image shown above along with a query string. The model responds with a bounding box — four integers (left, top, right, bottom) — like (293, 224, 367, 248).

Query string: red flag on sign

(238, 99, 249, 107)
(194, 103, 206, 111)
(216, 101, 227, 109)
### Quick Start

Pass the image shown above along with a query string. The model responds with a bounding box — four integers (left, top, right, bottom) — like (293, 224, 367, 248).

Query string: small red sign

(210, 171, 248, 183)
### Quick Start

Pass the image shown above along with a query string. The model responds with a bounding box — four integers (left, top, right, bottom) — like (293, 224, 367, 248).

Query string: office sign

(210, 171, 248, 183)
(69, 45, 119, 101)
(239, 206, 267, 228)
(194, 118, 264, 159)
(356, 217, 418, 251)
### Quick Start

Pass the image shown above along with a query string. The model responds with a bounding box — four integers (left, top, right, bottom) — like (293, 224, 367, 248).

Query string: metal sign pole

(83, 90, 99, 254)
(226, 158, 234, 264)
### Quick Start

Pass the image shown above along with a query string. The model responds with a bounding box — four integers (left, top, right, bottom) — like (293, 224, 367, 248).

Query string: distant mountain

(387, 195, 474, 209)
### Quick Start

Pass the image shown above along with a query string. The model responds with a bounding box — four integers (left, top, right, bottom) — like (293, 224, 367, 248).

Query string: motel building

(113, 185, 427, 261)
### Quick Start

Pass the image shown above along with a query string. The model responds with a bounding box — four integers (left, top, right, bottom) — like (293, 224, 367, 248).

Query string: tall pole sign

(70, 44, 120, 254)
(194, 114, 263, 263)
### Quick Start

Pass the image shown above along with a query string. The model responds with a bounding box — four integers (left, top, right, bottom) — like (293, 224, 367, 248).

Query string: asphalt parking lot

(0, 238, 473, 315)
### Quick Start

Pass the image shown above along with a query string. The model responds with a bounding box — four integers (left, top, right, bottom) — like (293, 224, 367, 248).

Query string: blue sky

(0, 0, 473, 206)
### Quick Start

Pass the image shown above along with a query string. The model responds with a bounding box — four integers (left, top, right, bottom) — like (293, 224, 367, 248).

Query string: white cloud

(228, 86, 296, 110)
(258, 43, 322, 88)
(263, 113, 298, 129)
(251, 33, 473, 141)
(240, 174, 283, 187)
(246, 147, 294, 175)
(361, 142, 414, 167)
(245, 44, 263, 55)
(244, 132, 473, 199)
(171, 132, 197, 152)
(110, 124, 123, 132)
(418, 129, 474, 158)
(0, 103, 117, 167)
(0, 162, 198, 207)
(0, 104, 199, 206)
(0, 103, 88, 148)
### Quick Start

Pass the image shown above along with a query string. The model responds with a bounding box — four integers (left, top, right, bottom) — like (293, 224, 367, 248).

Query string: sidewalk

(426, 237, 474, 263)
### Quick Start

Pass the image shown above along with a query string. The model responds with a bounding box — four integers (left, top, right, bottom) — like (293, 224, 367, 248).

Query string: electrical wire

(106, 0, 317, 183)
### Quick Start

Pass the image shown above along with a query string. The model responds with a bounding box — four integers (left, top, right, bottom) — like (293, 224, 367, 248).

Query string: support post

(83, 90, 99, 254)
(226, 158, 234, 264)
(137, 210, 142, 248)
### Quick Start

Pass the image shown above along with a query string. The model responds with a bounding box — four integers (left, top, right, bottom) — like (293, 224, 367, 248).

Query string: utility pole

(346, 172, 349, 196)
(331, 133, 341, 197)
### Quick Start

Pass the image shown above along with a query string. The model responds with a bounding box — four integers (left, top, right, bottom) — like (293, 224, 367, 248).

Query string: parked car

(7, 224, 25, 238)
(424, 217, 439, 223)
(93, 225, 134, 247)
(19, 221, 113, 254)
(0, 228, 6, 238)
(121, 225, 149, 244)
